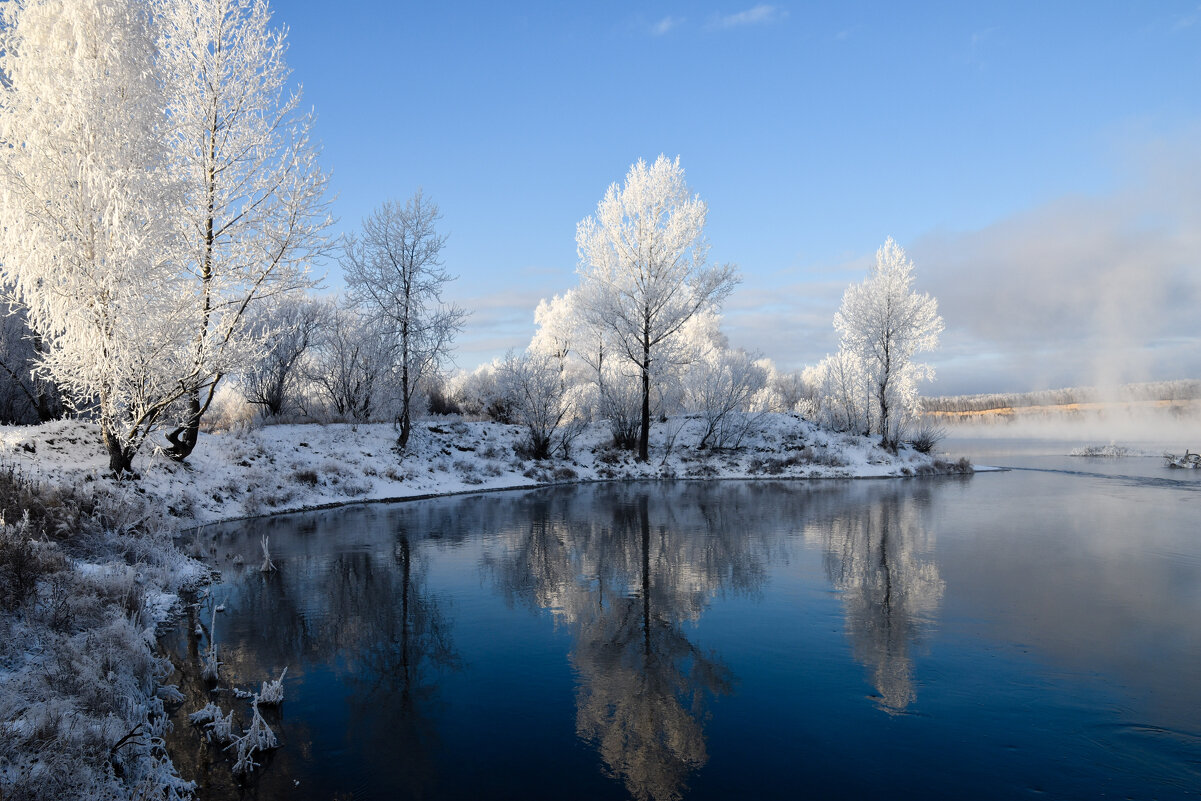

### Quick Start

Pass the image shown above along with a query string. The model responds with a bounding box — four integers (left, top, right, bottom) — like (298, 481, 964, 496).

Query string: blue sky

(278, 1, 1201, 394)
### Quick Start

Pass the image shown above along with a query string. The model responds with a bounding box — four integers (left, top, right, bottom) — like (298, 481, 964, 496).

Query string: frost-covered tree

(157, 0, 331, 459)
(576, 155, 738, 460)
(833, 238, 943, 446)
(683, 348, 768, 449)
(343, 192, 467, 449)
(308, 303, 392, 422)
(804, 349, 875, 435)
(240, 295, 329, 417)
(529, 292, 579, 387)
(498, 351, 572, 459)
(0, 0, 191, 475)
(0, 301, 63, 424)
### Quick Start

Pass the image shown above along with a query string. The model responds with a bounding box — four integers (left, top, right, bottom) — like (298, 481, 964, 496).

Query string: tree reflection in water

(167, 515, 459, 797)
(338, 530, 459, 793)
(168, 479, 949, 798)
(486, 485, 771, 801)
(809, 485, 944, 713)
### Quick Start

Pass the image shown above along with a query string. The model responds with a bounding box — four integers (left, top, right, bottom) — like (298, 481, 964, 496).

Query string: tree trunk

(169, 146, 218, 462)
(878, 381, 890, 448)
(638, 344, 651, 462)
(398, 360, 411, 450)
(102, 424, 136, 477)
(398, 304, 411, 450)
(165, 391, 202, 461)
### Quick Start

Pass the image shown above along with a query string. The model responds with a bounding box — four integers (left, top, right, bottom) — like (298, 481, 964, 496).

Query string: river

(164, 437, 1201, 800)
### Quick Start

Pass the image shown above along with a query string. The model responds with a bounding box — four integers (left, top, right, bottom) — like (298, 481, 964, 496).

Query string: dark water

(164, 448, 1201, 800)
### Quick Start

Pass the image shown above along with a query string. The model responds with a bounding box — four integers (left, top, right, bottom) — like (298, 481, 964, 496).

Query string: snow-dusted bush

(0, 578, 196, 801)
(598, 372, 644, 451)
(0, 515, 66, 611)
(804, 350, 875, 436)
(449, 361, 514, 423)
(683, 348, 768, 449)
(498, 351, 573, 459)
(307, 302, 394, 422)
(188, 701, 236, 744)
(258, 667, 288, 705)
(226, 697, 279, 776)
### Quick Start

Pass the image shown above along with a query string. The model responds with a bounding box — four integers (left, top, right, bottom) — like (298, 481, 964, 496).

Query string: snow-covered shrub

(908, 424, 946, 455)
(449, 361, 515, 423)
(292, 468, 319, 486)
(0, 516, 66, 611)
(454, 459, 484, 485)
(258, 667, 287, 706)
(683, 348, 768, 449)
(317, 459, 371, 497)
(598, 372, 643, 451)
(804, 350, 875, 436)
(0, 616, 195, 801)
(189, 702, 236, 744)
(226, 698, 279, 776)
(498, 351, 573, 460)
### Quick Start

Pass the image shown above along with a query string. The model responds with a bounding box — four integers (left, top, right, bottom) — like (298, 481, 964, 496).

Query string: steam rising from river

(913, 134, 1201, 395)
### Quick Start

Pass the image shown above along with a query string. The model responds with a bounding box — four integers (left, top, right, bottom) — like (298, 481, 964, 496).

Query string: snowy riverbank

(0, 413, 968, 800)
(0, 413, 970, 527)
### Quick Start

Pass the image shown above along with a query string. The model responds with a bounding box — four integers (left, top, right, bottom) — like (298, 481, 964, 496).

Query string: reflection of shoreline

(808, 487, 944, 714)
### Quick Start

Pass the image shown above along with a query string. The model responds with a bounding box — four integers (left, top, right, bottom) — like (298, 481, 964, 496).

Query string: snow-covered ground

(0, 413, 971, 526)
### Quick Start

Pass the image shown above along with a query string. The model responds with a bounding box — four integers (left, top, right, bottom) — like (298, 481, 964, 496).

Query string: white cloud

(650, 16, 683, 36)
(711, 4, 787, 30)
(721, 134, 1201, 395)
(1174, 4, 1201, 30)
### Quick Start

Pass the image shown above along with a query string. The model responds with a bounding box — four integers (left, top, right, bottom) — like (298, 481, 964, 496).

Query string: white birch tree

(576, 155, 738, 461)
(833, 238, 943, 446)
(0, 0, 191, 475)
(342, 191, 467, 449)
(156, 0, 331, 459)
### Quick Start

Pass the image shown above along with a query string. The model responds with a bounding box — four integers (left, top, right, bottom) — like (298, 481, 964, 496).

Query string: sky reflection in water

(165, 466, 1201, 800)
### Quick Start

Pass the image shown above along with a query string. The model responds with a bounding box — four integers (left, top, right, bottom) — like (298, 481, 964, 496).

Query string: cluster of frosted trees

(922, 379, 1201, 413)
(0, 0, 944, 472)
(221, 190, 465, 437)
(0, 0, 332, 473)
(0, 0, 466, 473)
(804, 238, 943, 446)
(449, 161, 943, 457)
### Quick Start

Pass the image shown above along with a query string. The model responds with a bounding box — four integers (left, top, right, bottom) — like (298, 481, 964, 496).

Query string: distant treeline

(922, 380, 1201, 413)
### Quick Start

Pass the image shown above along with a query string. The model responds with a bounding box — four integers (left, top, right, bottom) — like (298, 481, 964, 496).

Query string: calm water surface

(165, 441, 1201, 800)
